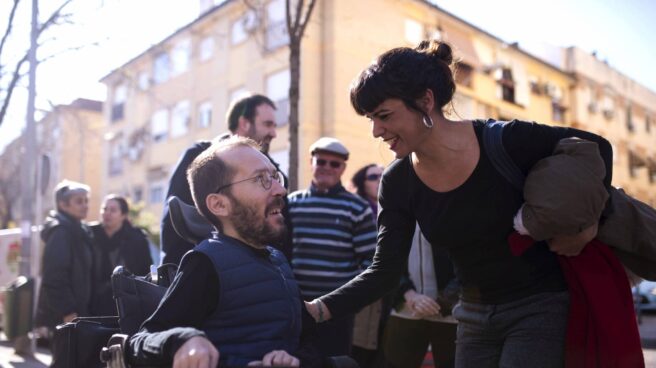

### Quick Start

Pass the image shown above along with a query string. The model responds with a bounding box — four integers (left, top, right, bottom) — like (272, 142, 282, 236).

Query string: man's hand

(248, 350, 299, 367)
(304, 299, 332, 322)
(404, 289, 440, 318)
(63, 313, 78, 323)
(547, 223, 598, 257)
(173, 336, 219, 368)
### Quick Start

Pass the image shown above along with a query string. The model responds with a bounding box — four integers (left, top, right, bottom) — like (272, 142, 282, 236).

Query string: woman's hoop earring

(422, 115, 434, 129)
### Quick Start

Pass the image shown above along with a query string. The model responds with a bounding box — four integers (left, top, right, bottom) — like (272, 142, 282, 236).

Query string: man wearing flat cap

(287, 137, 377, 357)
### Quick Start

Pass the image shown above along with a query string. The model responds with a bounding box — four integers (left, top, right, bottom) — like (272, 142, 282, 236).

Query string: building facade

(100, 0, 655, 221)
(565, 46, 656, 206)
(0, 98, 104, 225)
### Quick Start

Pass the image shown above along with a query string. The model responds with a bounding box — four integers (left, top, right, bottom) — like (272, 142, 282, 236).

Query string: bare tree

(0, 0, 74, 129)
(285, 0, 316, 191)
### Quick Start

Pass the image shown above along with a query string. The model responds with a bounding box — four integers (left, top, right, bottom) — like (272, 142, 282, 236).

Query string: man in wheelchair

(126, 137, 321, 367)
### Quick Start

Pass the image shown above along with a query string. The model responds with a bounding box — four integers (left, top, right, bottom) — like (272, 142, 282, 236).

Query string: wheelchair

(98, 196, 358, 368)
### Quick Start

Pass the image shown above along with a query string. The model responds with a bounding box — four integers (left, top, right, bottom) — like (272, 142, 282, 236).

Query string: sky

(1, 0, 655, 153)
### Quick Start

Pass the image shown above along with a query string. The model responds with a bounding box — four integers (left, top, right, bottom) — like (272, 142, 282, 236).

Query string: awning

(445, 31, 481, 69)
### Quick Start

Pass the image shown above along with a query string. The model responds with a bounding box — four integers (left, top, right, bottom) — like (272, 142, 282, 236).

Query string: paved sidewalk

(0, 338, 51, 368)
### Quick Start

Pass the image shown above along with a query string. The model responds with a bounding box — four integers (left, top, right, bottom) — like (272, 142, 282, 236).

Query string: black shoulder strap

(482, 119, 525, 192)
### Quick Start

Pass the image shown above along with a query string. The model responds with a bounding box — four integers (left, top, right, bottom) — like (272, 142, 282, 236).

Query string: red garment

(508, 233, 644, 368)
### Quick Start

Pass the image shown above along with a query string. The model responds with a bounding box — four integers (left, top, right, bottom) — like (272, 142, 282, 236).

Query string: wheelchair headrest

(167, 196, 214, 245)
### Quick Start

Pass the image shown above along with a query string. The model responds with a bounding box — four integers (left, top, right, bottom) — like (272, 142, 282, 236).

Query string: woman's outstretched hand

(548, 222, 598, 257)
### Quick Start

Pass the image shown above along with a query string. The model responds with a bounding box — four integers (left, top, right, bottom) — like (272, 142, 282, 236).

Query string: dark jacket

(36, 211, 93, 328)
(160, 137, 292, 265)
(90, 221, 153, 316)
(195, 235, 302, 366)
(519, 137, 656, 280)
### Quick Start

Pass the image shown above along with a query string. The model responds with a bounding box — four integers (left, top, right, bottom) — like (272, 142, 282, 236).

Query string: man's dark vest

(195, 235, 302, 366)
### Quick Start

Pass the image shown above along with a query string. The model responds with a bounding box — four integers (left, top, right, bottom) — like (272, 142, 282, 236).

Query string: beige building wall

(32, 99, 104, 222)
(100, 0, 656, 227)
(565, 47, 656, 206)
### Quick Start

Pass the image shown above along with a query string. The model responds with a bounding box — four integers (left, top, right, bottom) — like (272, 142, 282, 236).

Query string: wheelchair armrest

(167, 196, 214, 245)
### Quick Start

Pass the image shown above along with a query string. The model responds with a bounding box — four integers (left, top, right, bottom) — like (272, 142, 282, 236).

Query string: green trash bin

(2, 276, 35, 340)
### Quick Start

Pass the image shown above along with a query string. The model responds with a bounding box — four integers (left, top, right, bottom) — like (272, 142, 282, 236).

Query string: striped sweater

(288, 183, 377, 299)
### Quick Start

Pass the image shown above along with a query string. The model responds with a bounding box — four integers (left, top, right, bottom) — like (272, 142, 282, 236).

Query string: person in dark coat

(36, 180, 93, 331)
(90, 194, 153, 316)
(160, 94, 292, 265)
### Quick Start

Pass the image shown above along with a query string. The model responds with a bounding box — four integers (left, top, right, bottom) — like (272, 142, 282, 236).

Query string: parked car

(633, 280, 656, 313)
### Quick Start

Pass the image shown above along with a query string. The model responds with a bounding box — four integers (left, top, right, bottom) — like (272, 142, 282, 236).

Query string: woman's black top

(322, 120, 613, 316)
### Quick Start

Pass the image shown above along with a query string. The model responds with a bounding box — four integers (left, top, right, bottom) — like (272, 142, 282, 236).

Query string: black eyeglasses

(365, 173, 382, 181)
(314, 158, 343, 169)
(214, 171, 284, 193)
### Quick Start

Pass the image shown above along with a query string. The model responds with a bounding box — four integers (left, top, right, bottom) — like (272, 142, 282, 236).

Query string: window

(626, 105, 634, 133)
(153, 52, 170, 84)
(149, 183, 165, 204)
(231, 11, 255, 45)
(265, 0, 289, 50)
(229, 87, 250, 103)
(269, 149, 289, 177)
(111, 84, 127, 122)
(628, 151, 646, 179)
(497, 67, 515, 103)
(138, 71, 150, 90)
(171, 101, 190, 138)
(602, 94, 615, 120)
(552, 102, 566, 123)
(108, 139, 123, 176)
(133, 187, 143, 203)
(647, 116, 652, 133)
(404, 19, 423, 45)
(151, 109, 169, 142)
(455, 62, 474, 88)
(198, 101, 212, 128)
(451, 93, 474, 120)
(199, 36, 214, 62)
(171, 39, 191, 76)
(266, 69, 290, 127)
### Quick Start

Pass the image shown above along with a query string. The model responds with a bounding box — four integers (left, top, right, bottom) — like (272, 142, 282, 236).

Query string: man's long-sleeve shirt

(126, 251, 320, 367)
(288, 183, 377, 299)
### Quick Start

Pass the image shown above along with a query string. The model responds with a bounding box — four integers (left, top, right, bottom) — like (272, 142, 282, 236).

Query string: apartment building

(565, 46, 656, 206)
(101, 0, 581, 218)
(0, 98, 104, 224)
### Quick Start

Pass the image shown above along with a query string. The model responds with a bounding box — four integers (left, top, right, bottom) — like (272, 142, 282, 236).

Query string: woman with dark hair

(305, 40, 614, 367)
(90, 194, 153, 316)
(351, 163, 383, 210)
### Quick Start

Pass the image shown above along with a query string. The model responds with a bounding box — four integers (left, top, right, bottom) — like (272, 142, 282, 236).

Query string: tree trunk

(288, 40, 301, 191)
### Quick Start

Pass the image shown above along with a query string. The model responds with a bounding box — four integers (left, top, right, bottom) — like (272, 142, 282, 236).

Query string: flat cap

(309, 137, 349, 160)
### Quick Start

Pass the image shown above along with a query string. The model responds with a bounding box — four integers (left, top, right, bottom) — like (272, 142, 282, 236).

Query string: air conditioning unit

(588, 102, 598, 113)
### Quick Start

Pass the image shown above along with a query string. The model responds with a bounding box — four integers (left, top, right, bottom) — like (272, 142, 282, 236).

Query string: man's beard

(230, 197, 286, 248)
(247, 125, 271, 154)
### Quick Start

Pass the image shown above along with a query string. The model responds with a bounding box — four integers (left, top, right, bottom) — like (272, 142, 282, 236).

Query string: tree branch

(0, 52, 28, 127)
(297, 0, 316, 40)
(292, 0, 304, 36)
(0, 0, 21, 60)
(38, 0, 74, 36)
